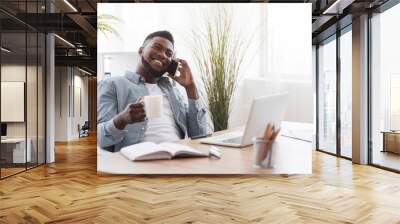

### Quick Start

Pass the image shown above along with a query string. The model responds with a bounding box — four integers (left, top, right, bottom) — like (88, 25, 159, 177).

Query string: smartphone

(166, 60, 179, 76)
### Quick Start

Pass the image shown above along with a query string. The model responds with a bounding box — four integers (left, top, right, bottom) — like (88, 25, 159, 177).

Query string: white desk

(97, 122, 313, 175)
(1, 138, 31, 163)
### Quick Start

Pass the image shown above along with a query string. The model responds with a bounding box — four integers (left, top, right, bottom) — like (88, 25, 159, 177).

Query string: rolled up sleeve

(97, 79, 126, 151)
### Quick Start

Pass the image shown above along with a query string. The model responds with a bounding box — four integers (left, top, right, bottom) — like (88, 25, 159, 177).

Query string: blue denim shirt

(97, 71, 208, 152)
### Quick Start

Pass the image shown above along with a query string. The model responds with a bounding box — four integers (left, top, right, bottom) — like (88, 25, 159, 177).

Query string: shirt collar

(124, 70, 145, 84)
(124, 70, 171, 86)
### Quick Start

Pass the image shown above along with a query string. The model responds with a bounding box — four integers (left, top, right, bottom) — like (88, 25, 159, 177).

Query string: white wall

(263, 4, 312, 81)
(98, 3, 267, 79)
(97, 52, 139, 81)
(228, 78, 314, 128)
(98, 3, 312, 125)
(283, 80, 314, 123)
(55, 67, 68, 141)
(98, 3, 311, 79)
(55, 67, 89, 141)
(73, 74, 89, 138)
(229, 77, 286, 127)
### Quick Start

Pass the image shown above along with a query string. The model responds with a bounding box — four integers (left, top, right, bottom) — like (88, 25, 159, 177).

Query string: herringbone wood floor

(1, 134, 400, 224)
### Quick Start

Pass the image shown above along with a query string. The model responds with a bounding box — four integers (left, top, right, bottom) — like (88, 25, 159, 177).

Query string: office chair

(79, 121, 90, 138)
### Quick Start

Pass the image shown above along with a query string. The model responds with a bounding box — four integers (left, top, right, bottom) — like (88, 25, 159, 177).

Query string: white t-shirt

(143, 83, 181, 143)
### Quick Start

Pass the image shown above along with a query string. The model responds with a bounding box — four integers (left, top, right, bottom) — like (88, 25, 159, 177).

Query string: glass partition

(339, 28, 352, 158)
(370, 3, 400, 171)
(317, 36, 337, 155)
(0, 1, 46, 179)
(1, 31, 28, 178)
(38, 32, 45, 165)
(27, 31, 38, 169)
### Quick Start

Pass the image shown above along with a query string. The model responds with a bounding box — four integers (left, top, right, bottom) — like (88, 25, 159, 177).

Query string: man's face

(139, 36, 174, 77)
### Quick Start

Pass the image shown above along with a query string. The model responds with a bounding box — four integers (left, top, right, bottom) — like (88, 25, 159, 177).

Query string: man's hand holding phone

(166, 60, 179, 77)
(167, 58, 199, 100)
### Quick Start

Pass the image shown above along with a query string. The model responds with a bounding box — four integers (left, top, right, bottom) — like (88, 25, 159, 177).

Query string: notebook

(120, 142, 207, 161)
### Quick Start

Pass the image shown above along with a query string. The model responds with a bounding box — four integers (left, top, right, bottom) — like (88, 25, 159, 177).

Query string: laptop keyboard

(222, 136, 242, 144)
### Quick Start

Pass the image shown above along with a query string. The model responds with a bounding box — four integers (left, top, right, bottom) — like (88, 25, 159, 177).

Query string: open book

(120, 142, 207, 161)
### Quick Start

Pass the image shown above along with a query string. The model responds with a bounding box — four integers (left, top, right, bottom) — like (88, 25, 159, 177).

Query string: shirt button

(141, 127, 144, 130)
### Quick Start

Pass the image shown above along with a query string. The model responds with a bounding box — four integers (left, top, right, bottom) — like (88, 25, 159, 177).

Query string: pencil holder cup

(252, 137, 274, 168)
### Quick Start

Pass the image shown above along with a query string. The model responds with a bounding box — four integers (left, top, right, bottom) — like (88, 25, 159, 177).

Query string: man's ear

(138, 47, 143, 56)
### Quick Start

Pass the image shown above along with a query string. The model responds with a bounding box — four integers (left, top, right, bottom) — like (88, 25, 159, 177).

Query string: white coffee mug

(144, 95, 163, 118)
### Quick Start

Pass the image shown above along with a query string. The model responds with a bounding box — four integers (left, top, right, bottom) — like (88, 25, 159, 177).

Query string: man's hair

(142, 30, 174, 46)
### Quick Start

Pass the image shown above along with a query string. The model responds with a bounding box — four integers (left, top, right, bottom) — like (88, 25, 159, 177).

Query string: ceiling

(311, 0, 390, 43)
(0, 0, 394, 74)
(0, 0, 97, 74)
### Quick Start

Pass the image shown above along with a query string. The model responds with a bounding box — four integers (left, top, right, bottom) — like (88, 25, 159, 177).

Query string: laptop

(200, 93, 289, 147)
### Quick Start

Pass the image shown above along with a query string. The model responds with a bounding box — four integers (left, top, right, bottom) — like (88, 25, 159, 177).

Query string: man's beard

(141, 56, 166, 78)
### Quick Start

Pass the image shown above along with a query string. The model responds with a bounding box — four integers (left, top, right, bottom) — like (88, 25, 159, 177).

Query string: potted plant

(191, 6, 249, 132)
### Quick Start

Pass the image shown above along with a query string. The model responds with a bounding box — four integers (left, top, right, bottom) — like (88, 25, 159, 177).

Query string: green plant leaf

(191, 6, 250, 132)
(97, 14, 123, 39)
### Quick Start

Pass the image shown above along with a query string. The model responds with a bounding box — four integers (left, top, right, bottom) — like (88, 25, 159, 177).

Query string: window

(340, 28, 352, 158)
(318, 36, 337, 155)
(0, 1, 46, 179)
(370, 2, 400, 171)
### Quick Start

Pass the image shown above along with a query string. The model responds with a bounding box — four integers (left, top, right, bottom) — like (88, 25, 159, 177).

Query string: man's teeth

(153, 60, 163, 66)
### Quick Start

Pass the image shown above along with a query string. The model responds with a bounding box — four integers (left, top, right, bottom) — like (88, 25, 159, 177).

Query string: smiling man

(97, 30, 208, 152)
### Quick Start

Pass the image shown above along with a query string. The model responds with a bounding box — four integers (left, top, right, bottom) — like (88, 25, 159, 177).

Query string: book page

(120, 142, 171, 161)
(158, 142, 206, 157)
